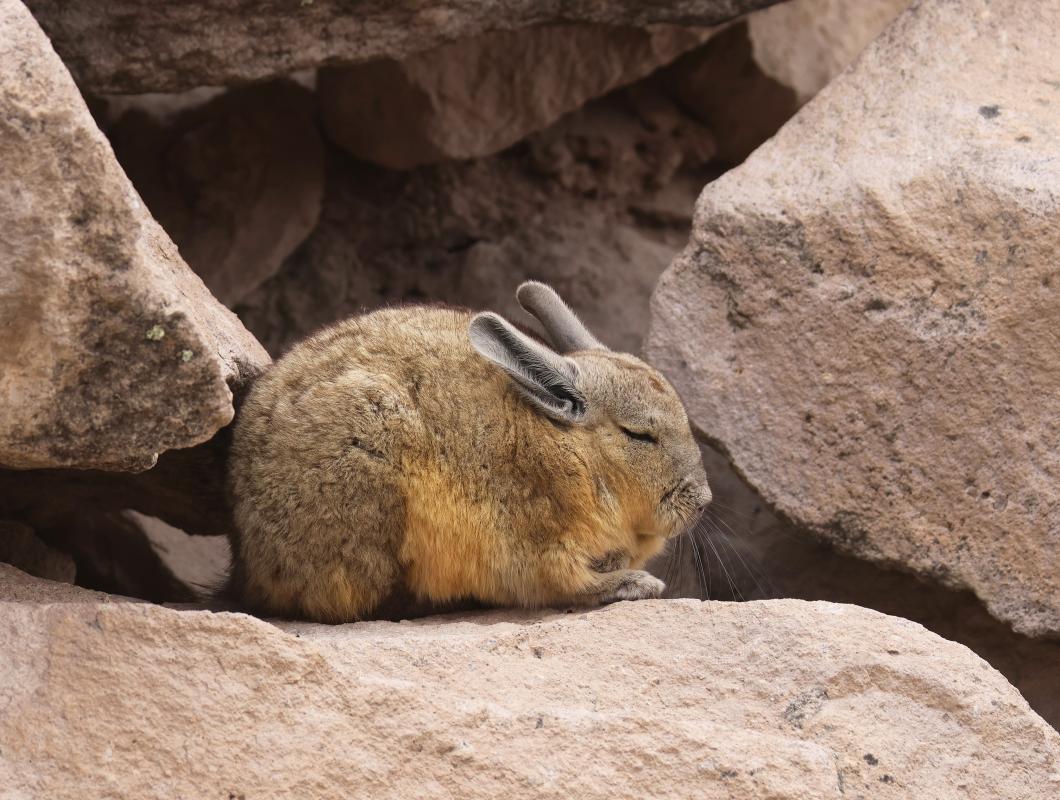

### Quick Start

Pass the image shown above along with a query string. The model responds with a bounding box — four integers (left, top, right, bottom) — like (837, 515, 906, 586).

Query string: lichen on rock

(0, 0, 268, 472)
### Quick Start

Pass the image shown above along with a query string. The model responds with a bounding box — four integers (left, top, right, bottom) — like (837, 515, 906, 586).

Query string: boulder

(0, 0, 269, 471)
(1, 565, 1057, 797)
(318, 24, 712, 168)
(23, 0, 780, 94)
(107, 80, 324, 306)
(647, 0, 1060, 635)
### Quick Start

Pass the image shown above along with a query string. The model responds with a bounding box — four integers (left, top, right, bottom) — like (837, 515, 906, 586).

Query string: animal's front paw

(599, 570, 665, 604)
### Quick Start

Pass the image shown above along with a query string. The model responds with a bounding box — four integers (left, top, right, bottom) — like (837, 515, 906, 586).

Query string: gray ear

(469, 312, 587, 423)
(516, 281, 605, 353)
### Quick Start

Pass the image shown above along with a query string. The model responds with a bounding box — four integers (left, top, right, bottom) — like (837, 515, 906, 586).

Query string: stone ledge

(1, 565, 1056, 798)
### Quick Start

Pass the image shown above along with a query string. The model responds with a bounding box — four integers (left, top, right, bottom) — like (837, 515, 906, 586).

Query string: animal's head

(469, 281, 711, 538)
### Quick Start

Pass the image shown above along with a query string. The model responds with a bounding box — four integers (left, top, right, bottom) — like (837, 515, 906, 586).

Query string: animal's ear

(469, 312, 587, 423)
(516, 281, 606, 353)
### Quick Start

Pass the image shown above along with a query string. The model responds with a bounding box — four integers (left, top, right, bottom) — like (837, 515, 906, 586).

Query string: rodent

(226, 282, 712, 622)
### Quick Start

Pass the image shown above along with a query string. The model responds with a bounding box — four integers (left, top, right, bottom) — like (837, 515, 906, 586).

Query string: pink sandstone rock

(0, 0, 269, 471)
(23, 0, 780, 94)
(318, 24, 713, 168)
(646, 0, 1060, 635)
(0, 564, 1057, 798)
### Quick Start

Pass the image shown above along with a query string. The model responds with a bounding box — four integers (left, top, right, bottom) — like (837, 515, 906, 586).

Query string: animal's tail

(195, 556, 246, 613)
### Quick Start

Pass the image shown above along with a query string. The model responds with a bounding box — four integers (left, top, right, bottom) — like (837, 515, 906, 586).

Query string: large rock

(0, 421, 241, 541)
(318, 24, 711, 169)
(647, 0, 1060, 635)
(24, 0, 780, 94)
(0, 0, 269, 471)
(107, 80, 324, 306)
(1, 566, 1057, 798)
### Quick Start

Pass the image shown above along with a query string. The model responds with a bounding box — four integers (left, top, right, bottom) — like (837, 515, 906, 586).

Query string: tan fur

(228, 294, 710, 622)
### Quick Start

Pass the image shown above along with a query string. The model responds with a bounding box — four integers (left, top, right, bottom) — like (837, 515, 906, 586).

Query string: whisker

(704, 500, 758, 521)
(699, 524, 743, 601)
(687, 525, 710, 600)
(713, 524, 773, 600)
(703, 513, 777, 600)
(661, 532, 682, 589)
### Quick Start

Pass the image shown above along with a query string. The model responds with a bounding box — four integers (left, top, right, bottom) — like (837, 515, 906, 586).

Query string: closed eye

(620, 426, 658, 444)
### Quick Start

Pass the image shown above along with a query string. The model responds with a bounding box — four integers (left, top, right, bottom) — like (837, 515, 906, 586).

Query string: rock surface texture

(1, 565, 1058, 798)
(647, 0, 1060, 635)
(25, 0, 780, 94)
(0, 0, 269, 471)
(656, 444, 1060, 732)
(319, 24, 712, 168)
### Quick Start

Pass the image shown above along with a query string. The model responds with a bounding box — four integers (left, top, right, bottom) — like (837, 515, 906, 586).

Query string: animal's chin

(645, 512, 692, 541)
(643, 485, 707, 539)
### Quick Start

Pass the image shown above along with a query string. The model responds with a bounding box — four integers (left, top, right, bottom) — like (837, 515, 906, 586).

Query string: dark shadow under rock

(652, 20, 799, 165)
(236, 88, 713, 357)
(104, 80, 324, 307)
(0, 521, 75, 584)
(18, 509, 194, 603)
(0, 419, 238, 543)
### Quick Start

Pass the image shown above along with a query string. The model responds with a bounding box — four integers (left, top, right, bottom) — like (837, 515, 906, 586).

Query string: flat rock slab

(0, 0, 268, 471)
(0, 565, 1057, 798)
(23, 0, 779, 94)
(319, 24, 711, 168)
(647, 0, 1060, 635)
